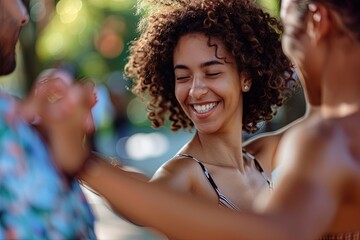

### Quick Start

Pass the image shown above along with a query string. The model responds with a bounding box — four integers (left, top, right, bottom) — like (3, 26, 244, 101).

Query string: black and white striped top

(176, 150, 272, 211)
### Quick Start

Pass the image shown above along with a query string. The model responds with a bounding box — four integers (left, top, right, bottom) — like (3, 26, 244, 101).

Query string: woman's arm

(78, 157, 291, 240)
(78, 121, 345, 240)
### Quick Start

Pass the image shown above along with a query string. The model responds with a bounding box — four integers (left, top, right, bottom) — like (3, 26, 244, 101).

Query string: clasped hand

(19, 72, 97, 178)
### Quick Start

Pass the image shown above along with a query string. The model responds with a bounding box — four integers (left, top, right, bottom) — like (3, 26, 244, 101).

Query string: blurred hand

(20, 75, 97, 177)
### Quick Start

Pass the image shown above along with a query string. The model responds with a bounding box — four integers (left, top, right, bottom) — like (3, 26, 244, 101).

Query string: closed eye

(176, 76, 191, 81)
(206, 72, 221, 78)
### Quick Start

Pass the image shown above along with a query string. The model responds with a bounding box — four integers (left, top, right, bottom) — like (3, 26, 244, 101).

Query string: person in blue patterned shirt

(0, 0, 96, 239)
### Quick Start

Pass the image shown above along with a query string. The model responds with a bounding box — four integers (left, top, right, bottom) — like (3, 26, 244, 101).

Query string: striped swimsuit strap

(176, 153, 240, 211)
(242, 149, 273, 190)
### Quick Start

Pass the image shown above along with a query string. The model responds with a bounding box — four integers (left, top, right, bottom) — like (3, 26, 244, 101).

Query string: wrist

(76, 152, 123, 183)
(76, 151, 99, 179)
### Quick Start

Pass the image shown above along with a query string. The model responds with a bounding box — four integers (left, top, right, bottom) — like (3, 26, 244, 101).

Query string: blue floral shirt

(0, 93, 95, 239)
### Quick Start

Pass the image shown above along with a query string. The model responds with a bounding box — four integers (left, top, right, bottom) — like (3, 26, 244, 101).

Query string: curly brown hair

(125, 0, 295, 133)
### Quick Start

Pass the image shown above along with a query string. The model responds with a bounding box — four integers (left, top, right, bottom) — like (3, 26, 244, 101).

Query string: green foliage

(18, 0, 284, 128)
(35, 0, 139, 82)
(257, 0, 280, 17)
(33, 0, 279, 83)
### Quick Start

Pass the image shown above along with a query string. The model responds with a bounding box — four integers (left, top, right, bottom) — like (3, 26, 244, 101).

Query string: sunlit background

(0, 0, 306, 238)
(0, 0, 306, 176)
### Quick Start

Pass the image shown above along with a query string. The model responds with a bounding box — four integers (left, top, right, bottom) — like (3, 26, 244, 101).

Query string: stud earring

(244, 85, 249, 91)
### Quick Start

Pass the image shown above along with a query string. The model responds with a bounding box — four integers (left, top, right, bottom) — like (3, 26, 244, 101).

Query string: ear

(307, 3, 330, 45)
(241, 73, 252, 92)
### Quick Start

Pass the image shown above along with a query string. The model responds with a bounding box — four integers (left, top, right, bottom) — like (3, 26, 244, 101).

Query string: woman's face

(173, 33, 245, 134)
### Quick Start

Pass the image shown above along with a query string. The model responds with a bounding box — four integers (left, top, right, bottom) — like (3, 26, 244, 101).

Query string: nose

(7, 0, 29, 26)
(18, 0, 30, 26)
(189, 75, 208, 99)
(20, 13, 30, 26)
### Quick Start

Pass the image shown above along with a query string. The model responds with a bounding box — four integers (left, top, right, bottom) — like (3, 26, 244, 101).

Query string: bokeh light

(126, 98, 148, 125)
(124, 133, 169, 161)
(56, 0, 83, 23)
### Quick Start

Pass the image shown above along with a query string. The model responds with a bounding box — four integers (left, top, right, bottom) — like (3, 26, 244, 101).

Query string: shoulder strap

(175, 153, 240, 210)
(242, 149, 273, 190)
(175, 153, 219, 191)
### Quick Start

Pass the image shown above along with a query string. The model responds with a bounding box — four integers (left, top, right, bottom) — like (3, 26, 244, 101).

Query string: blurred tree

(17, 0, 304, 133)
(20, 0, 139, 89)
(19, 0, 281, 87)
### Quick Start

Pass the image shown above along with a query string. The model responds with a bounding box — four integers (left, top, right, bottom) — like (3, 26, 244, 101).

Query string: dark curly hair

(125, 0, 295, 133)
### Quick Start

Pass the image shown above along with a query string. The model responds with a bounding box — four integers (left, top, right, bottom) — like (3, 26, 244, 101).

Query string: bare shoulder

(150, 155, 201, 192)
(279, 117, 335, 163)
(243, 131, 283, 155)
(257, 116, 360, 236)
(243, 126, 290, 171)
(244, 116, 306, 149)
(277, 115, 357, 184)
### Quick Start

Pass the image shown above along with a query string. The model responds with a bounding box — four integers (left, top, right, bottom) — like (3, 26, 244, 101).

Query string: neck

(304, 101, 320, 117)
(321, 39, 360, 118)
(191, 130, 246, 171)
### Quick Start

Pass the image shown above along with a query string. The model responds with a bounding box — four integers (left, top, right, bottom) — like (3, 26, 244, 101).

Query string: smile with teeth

(192, 102, 218, 114)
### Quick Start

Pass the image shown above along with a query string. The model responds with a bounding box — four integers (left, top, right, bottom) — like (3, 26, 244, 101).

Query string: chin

(0, 55, 16, 76)
(195, 124, 219, 134)
(0, 64, 16, 76)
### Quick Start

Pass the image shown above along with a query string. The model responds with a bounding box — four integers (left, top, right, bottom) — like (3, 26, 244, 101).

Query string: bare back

(327, 112, 360, 232)
(260, 112, 360, 238)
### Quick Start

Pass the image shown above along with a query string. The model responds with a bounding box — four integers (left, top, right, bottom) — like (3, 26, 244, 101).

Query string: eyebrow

(174, 60, 224, 70)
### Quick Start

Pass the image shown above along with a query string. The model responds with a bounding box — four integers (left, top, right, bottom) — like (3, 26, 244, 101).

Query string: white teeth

(193, 103, 217, 113)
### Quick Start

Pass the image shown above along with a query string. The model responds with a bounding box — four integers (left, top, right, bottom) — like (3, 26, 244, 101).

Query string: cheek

(226, 73, 242, 94)
(174, 83, 187, 104)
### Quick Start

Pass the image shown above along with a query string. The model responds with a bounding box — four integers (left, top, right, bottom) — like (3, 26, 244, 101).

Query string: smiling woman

(122, 0, 294, 214)
(81, 0, 294, 237)
(76, 0, 360, 239)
